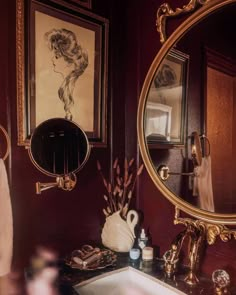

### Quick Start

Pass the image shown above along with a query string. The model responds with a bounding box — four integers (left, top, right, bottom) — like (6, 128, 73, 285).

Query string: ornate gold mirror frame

(156, 0, 212, 44)
(138, 0, 236, 284)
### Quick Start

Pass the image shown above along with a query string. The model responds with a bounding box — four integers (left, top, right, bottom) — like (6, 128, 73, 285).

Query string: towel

(193, 155, 215, 212)
(0, 159, 13, 276)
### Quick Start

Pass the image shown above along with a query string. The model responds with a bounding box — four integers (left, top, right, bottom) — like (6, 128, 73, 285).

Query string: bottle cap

(129, 248, 141, 260)
(140, 228, 146, 239)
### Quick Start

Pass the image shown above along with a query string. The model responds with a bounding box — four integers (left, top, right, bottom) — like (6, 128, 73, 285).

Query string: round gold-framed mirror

(137, 0, 236, 224)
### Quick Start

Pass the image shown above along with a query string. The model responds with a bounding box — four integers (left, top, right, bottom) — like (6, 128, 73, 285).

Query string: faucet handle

(163, 249, 179, 264)
(212, 269, 230, 295)
(163, 249, 179, 278)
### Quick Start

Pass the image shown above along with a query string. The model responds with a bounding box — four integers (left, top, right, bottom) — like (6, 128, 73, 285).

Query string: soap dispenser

(138, 228, 148, 250)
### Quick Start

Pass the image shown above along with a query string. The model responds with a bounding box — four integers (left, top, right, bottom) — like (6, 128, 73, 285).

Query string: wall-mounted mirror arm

(157, 164, 195, 181)
(36, 173, 77, 194)
(36, 181, 58, 194)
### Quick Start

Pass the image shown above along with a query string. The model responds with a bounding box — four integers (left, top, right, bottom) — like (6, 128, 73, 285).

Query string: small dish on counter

(65, 245, 117, 271)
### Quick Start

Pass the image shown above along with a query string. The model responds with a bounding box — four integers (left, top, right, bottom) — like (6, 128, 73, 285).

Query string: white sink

(73, 267, 186, 295)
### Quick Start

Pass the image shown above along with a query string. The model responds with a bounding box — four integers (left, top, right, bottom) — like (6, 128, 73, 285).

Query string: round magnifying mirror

(29, 118, 90, 177)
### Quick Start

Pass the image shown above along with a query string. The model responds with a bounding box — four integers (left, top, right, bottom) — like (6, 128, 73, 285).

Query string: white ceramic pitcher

(101, 210, 139, 252)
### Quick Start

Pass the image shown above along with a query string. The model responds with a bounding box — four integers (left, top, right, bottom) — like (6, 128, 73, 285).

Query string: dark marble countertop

(58, 252, 236, 295)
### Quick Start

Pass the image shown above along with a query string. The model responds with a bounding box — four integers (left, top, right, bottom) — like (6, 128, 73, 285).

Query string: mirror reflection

(145, 48, 189, 146)
(145, 3, 236, 214)
(29, 118, 90, 176)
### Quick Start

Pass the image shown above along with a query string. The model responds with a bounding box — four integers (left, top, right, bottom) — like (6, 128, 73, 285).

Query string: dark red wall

(1, 0, 236, 284)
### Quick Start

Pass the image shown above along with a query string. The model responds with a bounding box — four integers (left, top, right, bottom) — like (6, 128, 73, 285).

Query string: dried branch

(97, 160, 108, 189)
(103, 208, 109, 217)
(113, 158, 118, 169)
(97, 158, 144, 218)
(128, 158, 135, 167)
(124, 158, 128, 183)
(130, 164, 144, 194)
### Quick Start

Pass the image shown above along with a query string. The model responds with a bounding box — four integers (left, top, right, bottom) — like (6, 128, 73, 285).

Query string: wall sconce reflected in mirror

(157, 164, 195, 181)
(28, 118, 90, 194)
(157, 132, 210, 181)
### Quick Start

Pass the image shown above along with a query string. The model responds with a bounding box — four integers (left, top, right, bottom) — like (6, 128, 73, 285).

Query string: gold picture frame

(16, 0, 108, 147)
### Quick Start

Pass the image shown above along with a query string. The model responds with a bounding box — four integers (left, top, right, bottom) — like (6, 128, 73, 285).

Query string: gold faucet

(184, 224, 205, 285)
(163, 220, 205, 285)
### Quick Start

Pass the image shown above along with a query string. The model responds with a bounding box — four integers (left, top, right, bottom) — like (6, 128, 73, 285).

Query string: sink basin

(73, 267, 186, 295)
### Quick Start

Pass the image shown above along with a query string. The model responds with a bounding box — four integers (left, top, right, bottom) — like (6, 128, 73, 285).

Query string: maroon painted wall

(1, 0, 236, 285)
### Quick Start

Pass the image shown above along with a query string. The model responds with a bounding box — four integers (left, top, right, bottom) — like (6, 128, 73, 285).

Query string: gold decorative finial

(156, 0, 211, 43)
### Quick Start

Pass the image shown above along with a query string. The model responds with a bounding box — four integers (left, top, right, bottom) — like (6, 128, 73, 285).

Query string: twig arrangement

(97, 157, 144, 219)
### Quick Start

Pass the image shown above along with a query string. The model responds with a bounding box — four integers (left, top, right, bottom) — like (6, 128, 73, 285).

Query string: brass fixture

(36, 173, 77, 194)
(163, 207, 236, 285)
(165, 208, 236, 285)
(163, 249, 178, 278)
(157, 132, 207, 181)
(174, 207, 236, 245)
(163, 208, 206, 285)
(163, 230, 186, 277)
(156, 0, 211, 43)
(157, 165, 195, 181)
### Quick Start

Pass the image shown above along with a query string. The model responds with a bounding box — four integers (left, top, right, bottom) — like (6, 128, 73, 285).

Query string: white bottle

(138, 228, 148, 250)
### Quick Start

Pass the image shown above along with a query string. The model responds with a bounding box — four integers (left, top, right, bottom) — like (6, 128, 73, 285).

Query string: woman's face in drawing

(51, 53, 72, 77)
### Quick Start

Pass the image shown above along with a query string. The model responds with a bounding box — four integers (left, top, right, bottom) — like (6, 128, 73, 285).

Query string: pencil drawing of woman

(45, 28, 88, 120)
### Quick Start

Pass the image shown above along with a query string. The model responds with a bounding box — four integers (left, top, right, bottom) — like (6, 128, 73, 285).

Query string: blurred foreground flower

(27, 247, 59, 295)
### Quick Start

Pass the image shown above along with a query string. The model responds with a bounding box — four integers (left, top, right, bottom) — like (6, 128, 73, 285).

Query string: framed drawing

(16, 0, 108, 147)
(145, 48, 189, 148)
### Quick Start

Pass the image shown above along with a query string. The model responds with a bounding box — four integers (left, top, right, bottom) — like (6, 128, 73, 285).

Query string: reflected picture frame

(16, 0, 108, 147)
(70, 0, 92, 9)
(145, 48, 189, 148)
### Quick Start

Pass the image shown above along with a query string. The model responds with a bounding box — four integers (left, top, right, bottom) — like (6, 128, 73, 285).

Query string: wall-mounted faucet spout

(163, 210, 206, 285)
(184, 224, 205, 285)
